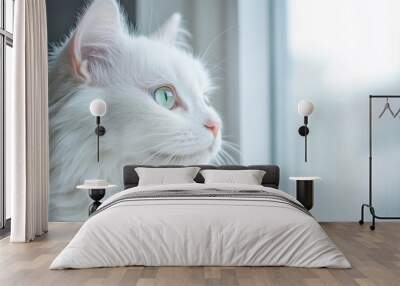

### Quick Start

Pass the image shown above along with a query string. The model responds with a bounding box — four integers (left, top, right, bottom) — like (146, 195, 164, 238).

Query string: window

(0, 0, 14, 231)
(273, 0, 400, 219)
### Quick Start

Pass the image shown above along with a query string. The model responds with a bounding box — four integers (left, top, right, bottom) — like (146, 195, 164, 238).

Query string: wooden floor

(0, 222, 399, 286)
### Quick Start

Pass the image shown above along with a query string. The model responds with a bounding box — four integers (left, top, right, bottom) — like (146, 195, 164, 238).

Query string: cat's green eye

(153, 86, 176, 110)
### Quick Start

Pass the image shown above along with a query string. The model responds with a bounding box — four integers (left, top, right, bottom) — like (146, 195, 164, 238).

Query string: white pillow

(200, 169, 266, 185)
(135, 167, 200, 186)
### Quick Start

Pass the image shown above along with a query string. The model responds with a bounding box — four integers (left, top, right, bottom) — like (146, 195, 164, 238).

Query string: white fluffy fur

(49, 0, 230, 220)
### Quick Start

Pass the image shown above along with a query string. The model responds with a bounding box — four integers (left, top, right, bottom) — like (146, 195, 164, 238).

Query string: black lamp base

(88, 189, 105, 215)
(296, 180, 314, 210)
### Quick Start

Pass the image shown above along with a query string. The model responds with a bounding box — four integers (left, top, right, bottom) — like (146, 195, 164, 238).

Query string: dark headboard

(123, 165, 280, 189)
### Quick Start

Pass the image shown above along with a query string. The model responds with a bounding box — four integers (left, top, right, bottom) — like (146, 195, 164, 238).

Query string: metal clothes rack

(359, 95, 400, 230)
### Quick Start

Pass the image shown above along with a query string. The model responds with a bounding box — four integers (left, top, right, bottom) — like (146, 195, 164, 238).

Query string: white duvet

(50, 183, 350, 269)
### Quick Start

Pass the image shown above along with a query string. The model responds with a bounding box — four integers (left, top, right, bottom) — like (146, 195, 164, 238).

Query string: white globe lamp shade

(90, 99, 107, 117)
(297, 100, 314, 116)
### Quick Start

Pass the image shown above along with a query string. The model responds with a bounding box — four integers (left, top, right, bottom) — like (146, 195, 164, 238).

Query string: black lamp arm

(298, 116, 310, 162)
(94, 116, 106, 162)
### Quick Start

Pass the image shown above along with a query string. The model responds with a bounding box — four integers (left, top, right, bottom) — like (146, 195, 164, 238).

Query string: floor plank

(0, 222, 399, 286)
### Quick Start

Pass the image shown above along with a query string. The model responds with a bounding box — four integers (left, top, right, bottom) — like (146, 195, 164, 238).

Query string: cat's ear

(67, 0, 124, 83)
(151, 13, 183, 46)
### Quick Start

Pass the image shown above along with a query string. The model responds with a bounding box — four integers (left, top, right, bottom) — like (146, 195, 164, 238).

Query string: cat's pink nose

(204, 121, 220, 137)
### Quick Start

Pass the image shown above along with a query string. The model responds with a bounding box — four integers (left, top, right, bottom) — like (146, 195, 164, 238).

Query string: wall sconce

(297, 100, 314, 162)
(90, 99, 107, 162)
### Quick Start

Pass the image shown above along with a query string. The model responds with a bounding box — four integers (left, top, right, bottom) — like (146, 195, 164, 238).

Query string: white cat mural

(48, 0, 232, 220)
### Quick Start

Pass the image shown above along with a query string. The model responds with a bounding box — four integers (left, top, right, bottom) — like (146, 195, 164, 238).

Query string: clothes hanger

(378, 97, 395, 118)
(394, 106, 400, 118)
(393, 100, 400, 118)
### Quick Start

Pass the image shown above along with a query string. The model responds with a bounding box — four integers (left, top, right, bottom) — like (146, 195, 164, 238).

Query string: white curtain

(8, 0, 49, 242)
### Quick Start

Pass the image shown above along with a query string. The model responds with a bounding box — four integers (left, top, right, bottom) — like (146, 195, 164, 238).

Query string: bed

(50, 165, 350, 269)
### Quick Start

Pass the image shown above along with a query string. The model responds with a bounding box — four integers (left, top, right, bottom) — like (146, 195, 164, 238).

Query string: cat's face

(50, 0, 222, 165)
(112, 36, 222, 164)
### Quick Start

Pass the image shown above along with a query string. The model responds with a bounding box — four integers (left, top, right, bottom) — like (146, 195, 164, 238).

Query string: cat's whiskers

(132, 131, 180, 142)
(167, 139, 217, 155)
(141, 138, 194, 164)
(209, 139, 239, 164)
(199, 26, 233, 61)
(221, 148, 236, 164)
(212, 153, 223, 165)
(142, 149, 165, 165)
(213, 151, 228, 165)
(221, 140, 240, 154)
(215, 150, 228, 164)
(129, 128, 216, 161)
(164, 149, 181, 165)
(143, 138, 213, 165)
(206, 62, 225, 85)
(131, 141, 173, 156)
